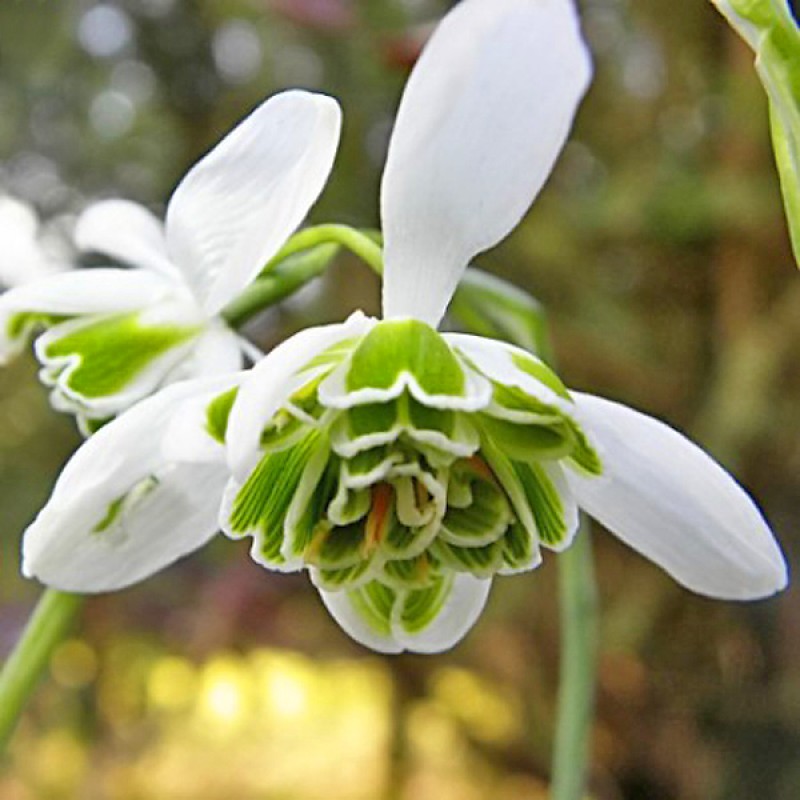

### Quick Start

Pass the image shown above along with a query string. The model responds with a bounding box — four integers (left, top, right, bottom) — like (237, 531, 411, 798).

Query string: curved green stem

(0, 589, 84, 752)
(222, 242, 341, 329)
(268, 224, 384, 276)
(551, 522, 598, 799)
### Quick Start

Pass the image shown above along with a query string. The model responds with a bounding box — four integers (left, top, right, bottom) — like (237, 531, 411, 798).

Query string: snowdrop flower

(0, 90, 341, 432)
(20, 0, 787, 654)
(0, 195, 68, 289)
(216, 0, 787, 652)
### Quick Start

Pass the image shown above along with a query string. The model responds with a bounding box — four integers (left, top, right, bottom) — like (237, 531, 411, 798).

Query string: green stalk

(551, 522, 597, 799)
(0, 589, 84, 751)
(266, 224, 384, 276)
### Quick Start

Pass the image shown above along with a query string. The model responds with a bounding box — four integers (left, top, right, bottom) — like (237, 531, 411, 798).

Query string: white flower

(20, 0, 787, 654)
(0, 195, 69, 289)
(0, 90, 341, 432)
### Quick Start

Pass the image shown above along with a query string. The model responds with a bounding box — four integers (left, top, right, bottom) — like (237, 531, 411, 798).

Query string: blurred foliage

(0, 1, 798, 798)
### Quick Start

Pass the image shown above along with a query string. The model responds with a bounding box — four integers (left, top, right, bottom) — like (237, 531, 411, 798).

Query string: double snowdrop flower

(20, 0, 787, 654)
(0, 91, 341, 432)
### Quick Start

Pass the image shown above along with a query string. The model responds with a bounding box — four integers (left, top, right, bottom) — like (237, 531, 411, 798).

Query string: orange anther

(364, 483, 393, 554)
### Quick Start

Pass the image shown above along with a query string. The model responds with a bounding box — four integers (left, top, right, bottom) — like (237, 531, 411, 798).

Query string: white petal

(0, 269, 173, 364)
(165, 323, 245, 381)
(317, 587, 404, 654)
(381, 0, 592, 326)
(443, 333, 572, 412)
(567, 393, 788, 600)
(75, 199, 178, 279)
(391, 574, 492, 653)
(165, 90, 342, 315)
(22, 375, 241, 592)
(318, 573, 492, 654)
(226, 311, 374, 481)
(0, 267, 170, 315)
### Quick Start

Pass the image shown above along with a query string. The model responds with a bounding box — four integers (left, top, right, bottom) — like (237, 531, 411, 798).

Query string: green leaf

(449, 268, 550, 357)
(712, 0, 800, 264)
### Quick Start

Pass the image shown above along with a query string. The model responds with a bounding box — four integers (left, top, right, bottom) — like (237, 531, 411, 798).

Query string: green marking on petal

(395, 573, 454, 635)
(489, 382, 563, 422)
(512, 461, 568, 547)
(479, 413, 574, 462)
(564, 419, 603, 476)
(43, 313, 199, 399)
(300, 336, 361, 373)
(440, 478, 511, 547)
(7, 311, 69, 342)
(229, 430, 322, 566)
(382, 554, 439, 590)
(284, 449, 337, 561)
(92, 496, 125, 534)
(511, 351, 571, 400)
(430, 538, 503, 577)
(316, 560, 373, 590)
(307, 523, 366, 569)
(346, 320, 466, 398)
(500, 521, 539, 573)
(347, 581, 396, 637)
(206, 387, 239, 444)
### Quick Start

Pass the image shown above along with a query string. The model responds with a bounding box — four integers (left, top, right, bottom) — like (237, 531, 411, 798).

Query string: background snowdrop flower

(0, 194, 69, 289)
(0, 90, 341, 433)
(215, 0, 787, 653)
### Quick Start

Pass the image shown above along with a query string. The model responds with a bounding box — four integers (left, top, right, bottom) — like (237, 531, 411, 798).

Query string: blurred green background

(0, 1, 798, 798)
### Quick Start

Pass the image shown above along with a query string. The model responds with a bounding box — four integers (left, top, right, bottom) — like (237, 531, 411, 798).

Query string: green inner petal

(315, 560, 374, 591)
(512, 461, 569, 548)
(346, 319, 466, 398)
(500, 521, 539, 573)
(228, 430, 323, 566)
(347, 581, 396, 637)
(510, 351, 571, 400)
(479, 413, 574, 462)
(430, 539, 503, 577)
(439, 478, 511, 547)
(381, 554, 439, 591)
(43, 313, 199, 399)
(395, 573, 455, 636)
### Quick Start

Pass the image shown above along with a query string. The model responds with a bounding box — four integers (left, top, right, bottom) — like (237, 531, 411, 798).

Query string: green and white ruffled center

(220, 319, 603, 644)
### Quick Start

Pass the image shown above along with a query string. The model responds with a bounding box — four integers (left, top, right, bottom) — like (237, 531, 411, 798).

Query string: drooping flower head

(20, 0, 787, 655)
(0, 91, 341, 432)
(215, 0, 787, 652)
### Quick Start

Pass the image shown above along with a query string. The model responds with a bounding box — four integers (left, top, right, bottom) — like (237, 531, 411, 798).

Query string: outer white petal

(0, 269, 173, 364)
(226, 311, 374, 481)
(381, 0, 592, 325)
(165, 323, 245, 381)
(75, 199, 178, 279)
(318, 587, 403, 654)
(391, 574, 493, 653)
(318, 574, 492, 654)
(22, 375, 242, 592)
(165, 90, 342, 315)
(567, 393, 789, 600)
